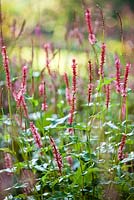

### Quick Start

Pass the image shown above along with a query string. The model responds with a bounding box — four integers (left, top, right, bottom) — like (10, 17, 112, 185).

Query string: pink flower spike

(66, 156, 73, 168)
(65, 88, 71, 106)
(64, 73, 69, 89)
(115, 57, 121, 93)
(50, 137, 63, 174)
(21, 65, 28, 92)
(68, 59, 77, 133)
(105, 84, 110, 109)
(118, 134, 127, 161)
(99, 43, 106, 79)
(85, 9, 96, 45)
(39, 82, 44, 96)
(88, 61, 92, 83)
(2, 46, 12, 90)
(30, 122, 43, 148)
(72, 59, 77, 94)
(85, 9, 93, 34)
(122, 63, 131, 97)
(88, 33, 96, 45)
(41, 102, 48, 111)
(44, 43, 51, 76)
(21, 96, 28, 118)
(88, 83, 93, 104)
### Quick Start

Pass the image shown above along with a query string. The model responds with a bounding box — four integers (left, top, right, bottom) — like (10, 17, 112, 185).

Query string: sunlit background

(1, 0, 134, 73)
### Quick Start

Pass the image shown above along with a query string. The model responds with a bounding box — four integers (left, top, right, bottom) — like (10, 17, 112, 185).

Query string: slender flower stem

(7, 89, 12, 120)
(92, 44, 99, 67)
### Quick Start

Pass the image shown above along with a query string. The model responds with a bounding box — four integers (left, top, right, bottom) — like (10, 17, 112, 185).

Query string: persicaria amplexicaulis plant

(0, 3, 134, 199)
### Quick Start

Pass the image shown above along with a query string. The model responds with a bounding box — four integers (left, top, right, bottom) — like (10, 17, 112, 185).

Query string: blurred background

(1, 0, 134, 72)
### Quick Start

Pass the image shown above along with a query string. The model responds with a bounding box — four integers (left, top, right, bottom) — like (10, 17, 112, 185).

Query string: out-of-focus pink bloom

(20, 169, 36, 194)
(39, 81, 44, 96)
(4, 153, 13, 176)
(68, 27, 83, 45)
(64, 73, 71, 105)
(39, 81, 48, 111)
(65, 88, 71, 106)
(85, 9, 96, 45)
(88, 33, 96, 45)
(41, 102, 48, 111)
(64, 73, 69, 89)
(13, 88, 28, 118)
(43, 43, 52, 76)
(34, 23, 41, 37)
(10, 19, 16, 38)
(66, 156, 73, 168)
(4, 153, 12, 170)
(13, 66, 28, 118)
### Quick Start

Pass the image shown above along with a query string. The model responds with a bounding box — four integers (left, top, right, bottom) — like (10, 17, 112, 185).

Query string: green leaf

(25, 96, 39, 107)
(121, 152, 134, 163)
(88, 167, 100, 174)
(80, 151, 90, 162)
(103, 77, 115, 85)
(129, 187, 134, 194)
(103, 121, 119, 130)
(45, 114, 70, 129)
